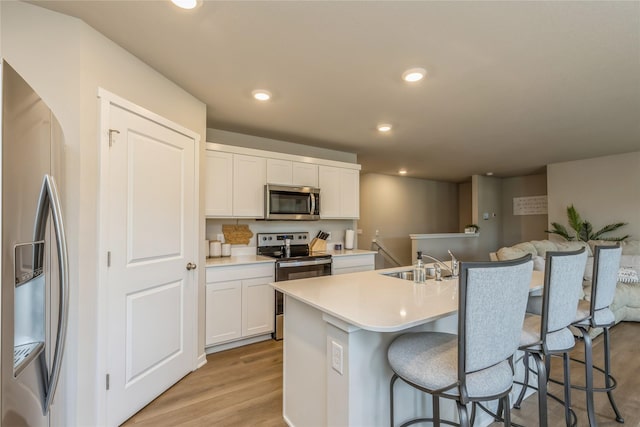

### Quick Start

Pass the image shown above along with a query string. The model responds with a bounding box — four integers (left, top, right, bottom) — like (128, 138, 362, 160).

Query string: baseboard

(205, 334, 273, 354)
(196, 352, 207, 369)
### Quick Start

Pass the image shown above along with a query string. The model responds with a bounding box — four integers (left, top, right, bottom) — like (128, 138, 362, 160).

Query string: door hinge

(108, 129, 120, 147)
(106, 374, 110, 390)
(107, 251, 111, 267)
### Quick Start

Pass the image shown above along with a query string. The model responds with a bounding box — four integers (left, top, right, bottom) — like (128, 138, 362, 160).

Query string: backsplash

(206, 218, 357, 254)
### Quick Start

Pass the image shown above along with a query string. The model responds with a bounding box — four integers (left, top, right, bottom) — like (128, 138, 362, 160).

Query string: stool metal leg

(604, 327, 624, 423)
(456, 401, 469, 427)
(563, 352, 573, 427)
(503, 394, 512, 427)
(514, 353, 530, 409)
(390, 374, 398, 427)
(579, 327, 597, 427)
(532, 353, 548, 427)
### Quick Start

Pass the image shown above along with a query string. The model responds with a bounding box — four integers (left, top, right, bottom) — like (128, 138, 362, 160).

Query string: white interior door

(105, 103, 196, 426)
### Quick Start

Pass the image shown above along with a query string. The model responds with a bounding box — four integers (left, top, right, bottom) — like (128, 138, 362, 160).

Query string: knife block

(309, 237, 327, 253)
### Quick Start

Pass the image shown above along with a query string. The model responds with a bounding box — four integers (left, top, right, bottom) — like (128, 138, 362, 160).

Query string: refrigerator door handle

(34, 175, 69, 413)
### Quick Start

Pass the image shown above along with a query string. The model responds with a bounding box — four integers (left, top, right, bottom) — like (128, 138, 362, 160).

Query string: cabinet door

(205, 151, 233, 217)
(340, 168, 360, 218)
(292, 162, 318, 187)
(205, 281, 242, 346)
(242, 276, 274, 337)
(267, 158, 293, 185)
(233, 154, 266, 217)
(318, 165, 341, 218)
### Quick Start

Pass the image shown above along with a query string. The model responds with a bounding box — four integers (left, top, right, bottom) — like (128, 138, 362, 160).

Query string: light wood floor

(123, 322, 640, 426)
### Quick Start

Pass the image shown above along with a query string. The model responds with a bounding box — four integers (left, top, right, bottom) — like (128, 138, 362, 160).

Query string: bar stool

(566, 244, 624, 426)
(387, 255, 533, 427)
(514, 248, 588, 427)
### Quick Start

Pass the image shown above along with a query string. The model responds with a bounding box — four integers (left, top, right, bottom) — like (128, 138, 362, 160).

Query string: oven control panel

(257, 232, 309, 247)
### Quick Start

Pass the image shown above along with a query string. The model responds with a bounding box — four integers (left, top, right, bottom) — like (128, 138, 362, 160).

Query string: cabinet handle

(186, 262, 197, 271)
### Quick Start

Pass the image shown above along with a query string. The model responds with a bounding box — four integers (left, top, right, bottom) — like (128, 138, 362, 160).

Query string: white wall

(359, 173, 459, 266)
(1, 2, 206, 425)
(501, 173, 548, 246)
(548, 151, 640, 240)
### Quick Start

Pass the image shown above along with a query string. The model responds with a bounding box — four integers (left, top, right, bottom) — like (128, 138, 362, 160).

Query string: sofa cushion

(533, 256, 546, 271)
(496, 242, 537, 261)
(588, 240, 640, 256)
(530, 240, 558, 257)
(556, 240, 592, 256)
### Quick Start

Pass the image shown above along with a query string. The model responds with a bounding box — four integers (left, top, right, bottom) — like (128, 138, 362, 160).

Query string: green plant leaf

(545, 222, 574, 240)
(591, 222, 628, 240)
(566, 205, 583, 235)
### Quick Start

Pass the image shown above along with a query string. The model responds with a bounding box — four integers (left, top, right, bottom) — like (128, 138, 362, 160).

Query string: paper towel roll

(345, 229, 355, 250)
(210, 240, 222, 257)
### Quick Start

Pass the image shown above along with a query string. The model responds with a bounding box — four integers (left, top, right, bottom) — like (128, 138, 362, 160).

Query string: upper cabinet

(267, 159, 318, 187)
(319, 166, 359, 219)
(233, 154, 266, 217)
(205, 141, 359, 219)
(205, 151, 233, 217)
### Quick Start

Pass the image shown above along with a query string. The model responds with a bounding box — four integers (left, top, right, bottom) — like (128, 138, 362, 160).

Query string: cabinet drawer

(206, 263, 275, 283)
(332, 254, 375, 269)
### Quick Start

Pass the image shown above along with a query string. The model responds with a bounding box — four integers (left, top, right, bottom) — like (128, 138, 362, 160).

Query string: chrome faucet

(421, 252, 459, 280)
(448, 250, 459, 278)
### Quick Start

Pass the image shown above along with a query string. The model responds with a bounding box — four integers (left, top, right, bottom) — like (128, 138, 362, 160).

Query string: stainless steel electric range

(257, 232, 332, 340)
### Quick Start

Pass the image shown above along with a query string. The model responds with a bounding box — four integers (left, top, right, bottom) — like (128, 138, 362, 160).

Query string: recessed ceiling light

(486, 172, 494, 176)
(398, 169, 407, 175)
(402, 68, 426, 83)
(377, 124, 392, 132)
(171, 0, 200, 10)
(252, 90, 272, 101)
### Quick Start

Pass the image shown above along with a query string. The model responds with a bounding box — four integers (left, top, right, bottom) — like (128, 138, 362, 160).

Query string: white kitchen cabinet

(233, 154, 266, 217)
(205, 263, 274, 347)
(319, 165, 359, 218)
(332, 253, 375, 275)
(292, 162, 318, 187)
(205, 280, 242, 345)
(267, 158, 318, 187)
(242, 277, 274, 336)
(205, 151, 233, 216)
(266, 158, 292, 185)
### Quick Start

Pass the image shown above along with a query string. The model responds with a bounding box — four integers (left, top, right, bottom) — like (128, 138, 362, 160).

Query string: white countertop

(205, 254, 275, 267)
(272, 268, 544, 333)
(313, 248, 377, 257)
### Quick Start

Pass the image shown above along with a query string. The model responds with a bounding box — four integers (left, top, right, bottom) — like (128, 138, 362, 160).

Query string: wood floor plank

(123, 323, 640, 426)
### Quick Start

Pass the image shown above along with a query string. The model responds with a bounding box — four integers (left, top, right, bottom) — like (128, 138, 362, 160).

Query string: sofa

(490, 239, 640, 326)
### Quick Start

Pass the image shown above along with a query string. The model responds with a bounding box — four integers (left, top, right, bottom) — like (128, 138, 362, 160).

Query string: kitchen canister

(222, 243, 231, 257)
(209, 240, 222, 257)
(345, 229, 355, 250)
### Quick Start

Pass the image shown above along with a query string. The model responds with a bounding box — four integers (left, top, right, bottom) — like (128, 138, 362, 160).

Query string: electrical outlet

(331, 341, 343, 375)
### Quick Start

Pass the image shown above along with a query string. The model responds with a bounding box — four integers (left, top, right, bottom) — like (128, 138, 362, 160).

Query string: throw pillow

(533, 256, 546, 271)
(618, 267, 639, 284)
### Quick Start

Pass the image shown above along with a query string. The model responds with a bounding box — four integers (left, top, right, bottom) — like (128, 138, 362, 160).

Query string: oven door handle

(277, 258, 332, 268)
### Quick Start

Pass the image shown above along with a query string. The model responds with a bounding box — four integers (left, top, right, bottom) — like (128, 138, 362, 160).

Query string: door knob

(186, 262, 197, 271)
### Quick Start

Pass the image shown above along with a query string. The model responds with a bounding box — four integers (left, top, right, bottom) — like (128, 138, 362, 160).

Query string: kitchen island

(272, 267, 543, 427)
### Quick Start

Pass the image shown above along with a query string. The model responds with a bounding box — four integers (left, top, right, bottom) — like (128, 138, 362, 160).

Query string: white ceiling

(32, 1, 640, 182)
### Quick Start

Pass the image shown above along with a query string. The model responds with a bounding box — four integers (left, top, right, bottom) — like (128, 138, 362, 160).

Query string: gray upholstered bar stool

(513, 247, 588, 427)
(387, 255, 533, 427)
(565, 244, 624, 426)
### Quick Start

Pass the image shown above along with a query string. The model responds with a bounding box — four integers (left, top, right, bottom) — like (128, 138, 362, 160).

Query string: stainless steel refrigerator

(1, 61, 69, 426)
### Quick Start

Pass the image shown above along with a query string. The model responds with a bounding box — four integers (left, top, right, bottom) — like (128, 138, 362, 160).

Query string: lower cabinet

(205, 263, 274, 347)
(332, 253, 375, 275)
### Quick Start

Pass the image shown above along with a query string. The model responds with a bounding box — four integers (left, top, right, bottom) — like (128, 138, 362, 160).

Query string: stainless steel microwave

(264, 184, 320, 220)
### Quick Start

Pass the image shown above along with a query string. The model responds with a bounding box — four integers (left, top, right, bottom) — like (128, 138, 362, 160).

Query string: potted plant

(546, 204, 628, 242)
(464, 224, 479, 234)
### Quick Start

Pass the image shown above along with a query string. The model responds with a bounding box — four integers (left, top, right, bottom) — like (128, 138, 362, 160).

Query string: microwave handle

(310, 193, 316, 215)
